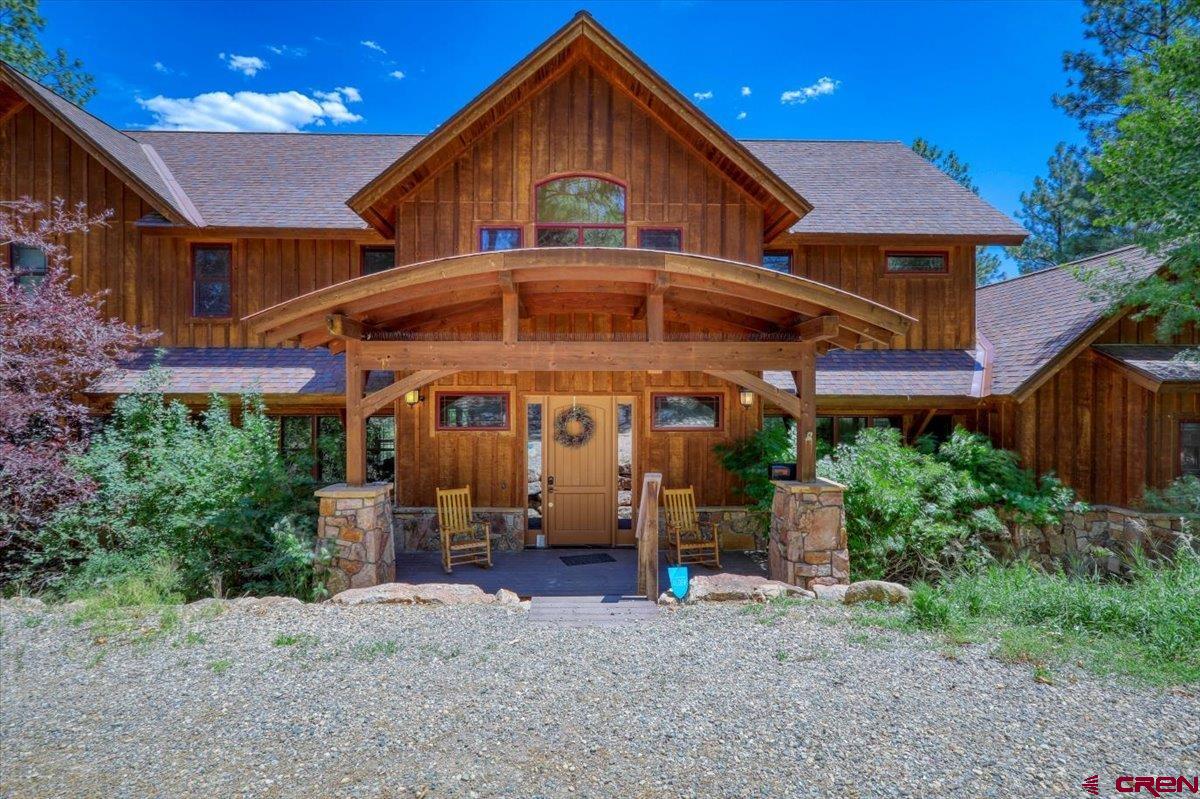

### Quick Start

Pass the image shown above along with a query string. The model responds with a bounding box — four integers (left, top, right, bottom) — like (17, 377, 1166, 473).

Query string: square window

(437, 393, 509, 430)
(638, 228, 681, 251)
(885, 251, 948, 274)
(762, 250, 792, 274)
(10, 244, 48, 288)
(192, 245, 232, 317)
(651, 394, 721, 430)
(361, 246, 395, 275)
(480, 227, 522, 251)
(582, 227, 624, 247)
(536, 227, 580, 247)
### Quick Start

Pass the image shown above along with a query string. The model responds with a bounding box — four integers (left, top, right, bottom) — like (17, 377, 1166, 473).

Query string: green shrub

(1141, 475, 1200, 518)
(713, 423, 794, 543)
(36, 378, 325, 601)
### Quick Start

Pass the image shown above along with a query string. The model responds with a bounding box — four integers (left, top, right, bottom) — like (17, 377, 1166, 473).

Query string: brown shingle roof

(1092, 345, 1200, 385)
(130, 131, 421, 229)
(743, 139, 1027, 240)
(976, 245, 1165, 396)
(771, 348, 983, 398)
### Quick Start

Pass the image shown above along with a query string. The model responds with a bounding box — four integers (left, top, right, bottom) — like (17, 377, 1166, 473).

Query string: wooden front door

(545, 396, 615, 546)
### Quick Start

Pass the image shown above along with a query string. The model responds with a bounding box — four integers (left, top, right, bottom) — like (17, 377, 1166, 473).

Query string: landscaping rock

(657, 591, 679, 607)
(329, 582, 497, 606)
(494, 588, 522, 605)
(812, 583, 849, 602)
(687, 573, 813, 603)
(843, 580, 912, 605)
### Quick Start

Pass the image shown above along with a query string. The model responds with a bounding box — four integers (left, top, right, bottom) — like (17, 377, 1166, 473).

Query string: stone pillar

(315, 482, 395, 594)
(768, 479, 850, 589)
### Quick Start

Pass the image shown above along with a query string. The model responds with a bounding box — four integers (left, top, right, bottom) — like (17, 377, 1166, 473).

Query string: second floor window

(885, 251, 948, 274)
(192, 244, 232, 317)
(361, 246, 395, 275)
(10, 244, 48, 289)
(638, 228, 681, 251)
(762, 250, 792, 274)
(535, 175, 625, 247)
(480, 227, 522, 251)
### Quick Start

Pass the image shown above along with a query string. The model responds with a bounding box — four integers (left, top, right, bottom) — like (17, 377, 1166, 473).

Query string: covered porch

(246, 247, 913, 597)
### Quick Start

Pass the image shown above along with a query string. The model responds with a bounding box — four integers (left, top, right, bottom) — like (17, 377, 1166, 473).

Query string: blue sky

(40, 0, 1091, 277)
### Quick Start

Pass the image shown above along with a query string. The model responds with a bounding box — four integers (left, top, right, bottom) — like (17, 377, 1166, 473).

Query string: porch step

(526, 595, 659, 627)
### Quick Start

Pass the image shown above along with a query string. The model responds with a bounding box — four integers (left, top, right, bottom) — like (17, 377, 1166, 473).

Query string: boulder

(494, 588, 522, 605)
(330, 582, 497, 606)
(687, 573, 813, 603)
(811, 583, 849, 602)
(843, 580, 912, 605)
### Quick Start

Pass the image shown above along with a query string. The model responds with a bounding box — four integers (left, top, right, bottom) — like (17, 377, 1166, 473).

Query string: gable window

(638, 228, 681, 252)
(651, 393, 722, 431)
(192, 244, 232, 318)
(885, 251, 948, 274)
(1182, 421, 1200, 477)
(10, 244, 48, 288)
(437, 392, 510, 431)
(480, 227, 522, 251)
(535, 175, 625, 247)
(361, 246, 395, 275)
(762, 250, 792, 274)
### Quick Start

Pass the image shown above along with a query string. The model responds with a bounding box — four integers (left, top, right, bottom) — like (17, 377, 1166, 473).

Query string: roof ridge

(977, 244, 1145, 292)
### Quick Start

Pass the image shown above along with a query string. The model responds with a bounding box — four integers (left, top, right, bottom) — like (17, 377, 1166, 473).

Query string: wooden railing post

(636, 472, 662, 599)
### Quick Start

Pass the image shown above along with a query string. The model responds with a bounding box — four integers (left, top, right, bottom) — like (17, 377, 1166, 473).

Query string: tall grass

(905, 552, 1200, 685)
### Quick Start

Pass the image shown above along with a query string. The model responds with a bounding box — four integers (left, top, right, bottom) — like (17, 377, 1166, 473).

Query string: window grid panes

(192, 245, 232, 317)
(526, 403, 543, 530)
(617, 402, 633, 528)
(437, 393, 509, 430)
(762, 250, 792, 274)
(638, 228, 681, 252)
(480, 227, 522, 251)
(885, 252, 947, 274)
(535, 176, 625, 248)
(11, 244, 48, 288)
(651, 394, 721, 430)
(361, 246, 395, 275)
(1182, 422, 1200, 477)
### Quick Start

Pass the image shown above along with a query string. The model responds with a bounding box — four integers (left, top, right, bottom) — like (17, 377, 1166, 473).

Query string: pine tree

(0, 0, 95, 105)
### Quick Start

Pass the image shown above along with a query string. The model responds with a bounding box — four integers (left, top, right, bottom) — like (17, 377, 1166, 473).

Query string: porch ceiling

(244, 247, 915, 352)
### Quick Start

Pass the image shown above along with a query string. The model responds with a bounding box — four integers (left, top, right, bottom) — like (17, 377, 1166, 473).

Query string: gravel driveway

(2, 597, 1196, 798)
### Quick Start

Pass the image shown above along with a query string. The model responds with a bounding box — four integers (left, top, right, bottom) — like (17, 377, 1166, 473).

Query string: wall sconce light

(739, 389, 755, 408)
(403, 389, 423, 407)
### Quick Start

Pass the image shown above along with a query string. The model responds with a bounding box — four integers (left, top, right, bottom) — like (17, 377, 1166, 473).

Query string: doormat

(560, 553, 617, 567)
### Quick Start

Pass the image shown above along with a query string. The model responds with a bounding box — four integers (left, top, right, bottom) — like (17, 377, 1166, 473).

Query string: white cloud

(361, 40, 386, 53)
(153, 61, 170, 74)
(268, 44, 307, 57)
(736, 111, 748, 120)
(780, 77, 840, 105)
(389, 70, 406, 80)
(220, 53, 267, 77)
(740, 85, 751, 96)
(692, 90, 713, 101)
(138, 87, 364, 132)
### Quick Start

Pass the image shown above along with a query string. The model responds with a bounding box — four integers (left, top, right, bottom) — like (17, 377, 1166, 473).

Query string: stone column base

(768, 479, 850, 589)
(315, 482, 395, 594)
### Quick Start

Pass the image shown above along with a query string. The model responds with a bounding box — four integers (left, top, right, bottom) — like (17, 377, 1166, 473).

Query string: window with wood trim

(480, 227, 522, 251)
(885, 251, 948, 274)
(10, 244, 48, 289)
(361, 246, 395, 275)
(280, 415, 393, 483)
(638, 228, 681, 252)
(192, 244, 232, 317)
(436, 392, 510, 431)
(1182, 421, 1200, 477)
(651, 393, 721, 430)
(535, 175, 625, 247)
(762, 250, 792, 274)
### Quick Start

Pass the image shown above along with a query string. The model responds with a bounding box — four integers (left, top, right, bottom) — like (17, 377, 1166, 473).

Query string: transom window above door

(535, 175, 626, 247)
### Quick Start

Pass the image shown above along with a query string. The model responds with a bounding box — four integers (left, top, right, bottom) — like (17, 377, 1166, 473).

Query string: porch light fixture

(739, 389, 754, 408)
(403, 389, 423, 407)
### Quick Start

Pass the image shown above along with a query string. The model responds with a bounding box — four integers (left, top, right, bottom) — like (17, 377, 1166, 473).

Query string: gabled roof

(976, 245, 1165, 397)
(745, 140, 1027, 242)
(0, 61, 202, 226)
(346, 12, 812, 239)
(132, 131, 420, 229)
(1092, 345, 1200, 389)
(765, 348, 983, 399)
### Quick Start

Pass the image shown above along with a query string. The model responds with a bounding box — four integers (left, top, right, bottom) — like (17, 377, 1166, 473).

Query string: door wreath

(554, 405, 595, 448)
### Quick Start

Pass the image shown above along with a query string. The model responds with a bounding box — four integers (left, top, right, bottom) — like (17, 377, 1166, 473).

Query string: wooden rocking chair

(435, 486, 493, 574)
(662, 486, 721, 569)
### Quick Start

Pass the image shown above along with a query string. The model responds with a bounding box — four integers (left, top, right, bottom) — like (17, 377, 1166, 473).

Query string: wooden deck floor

(393, 547, 765, 598)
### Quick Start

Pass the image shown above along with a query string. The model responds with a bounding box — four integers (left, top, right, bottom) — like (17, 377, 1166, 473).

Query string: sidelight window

(535, 175, 625, 247)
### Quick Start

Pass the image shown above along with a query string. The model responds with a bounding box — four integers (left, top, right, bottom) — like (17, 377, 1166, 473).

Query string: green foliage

(900, 554, 1200, 684)
(1087, 32, 1200, 344)
(36, 378, 327, 601)
(713, 422, 794, 543)
(0, 0, 96, 104)
(1141, 475, 1200, 517)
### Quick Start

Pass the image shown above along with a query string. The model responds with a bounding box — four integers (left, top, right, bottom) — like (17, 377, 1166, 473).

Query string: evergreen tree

(0, 0, 95, 105)
(910, 138, 1004, 285)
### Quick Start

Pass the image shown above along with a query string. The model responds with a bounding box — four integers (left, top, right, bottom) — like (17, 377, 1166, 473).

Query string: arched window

(535, 176, 626, 247)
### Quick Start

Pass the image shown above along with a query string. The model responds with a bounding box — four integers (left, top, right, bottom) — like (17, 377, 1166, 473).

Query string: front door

(545, 396, 614, 546)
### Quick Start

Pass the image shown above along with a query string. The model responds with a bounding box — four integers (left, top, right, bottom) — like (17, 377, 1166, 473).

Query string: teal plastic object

(668, 565, 689, 600)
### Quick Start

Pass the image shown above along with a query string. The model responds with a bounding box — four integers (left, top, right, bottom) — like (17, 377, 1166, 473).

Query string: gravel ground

(1, 597, 1197, 799)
